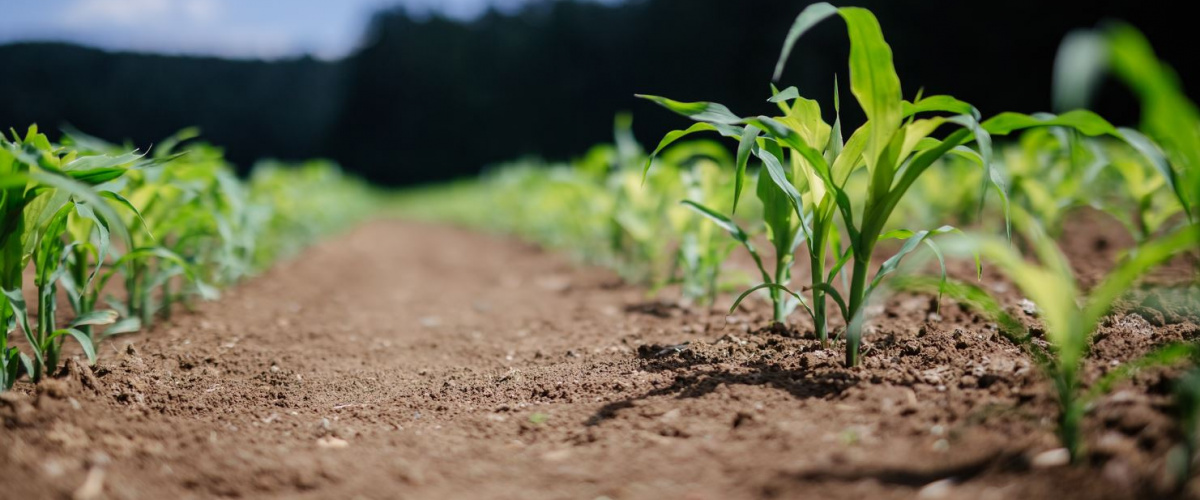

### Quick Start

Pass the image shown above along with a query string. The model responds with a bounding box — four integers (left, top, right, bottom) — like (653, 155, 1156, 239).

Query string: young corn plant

(642, 4, 1127, 363)
(902, 214, 1199, 462)
(1, 126, 135, 382)
(2, 124, 376, 391)
(1056, 24, 1199, 229)
(643, 69, 857, 345)
(672, 154, 737, 306)
(85, 132, 224, 328)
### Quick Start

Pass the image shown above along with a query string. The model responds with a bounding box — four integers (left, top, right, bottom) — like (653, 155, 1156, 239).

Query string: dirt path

(2, 220, 1196, 499)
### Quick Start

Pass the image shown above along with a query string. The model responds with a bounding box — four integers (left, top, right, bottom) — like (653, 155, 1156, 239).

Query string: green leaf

(103, 317, 142, 337)
(69, 309, 118, 328)
(838, 7, 903, 168)
(62, 150, 145, 173)
(99, 191, 155, 239)
(768, 86, 801, 104)
(733, 127, 760, 213)
(1084, 343, 1197, 404)
(681, 200, 772, 285)
(772, 2, 839, 81)
(809, 282, 849, 323)
(53, 328, 96, 364)
(757, 147, 805, 215)
(635, 95, 743, 125)
(891, 276, 1030, 348)
(643, 122, 719, 180)
(0, 287, 40, 369)
(729, 282, 812, 319)
(982, 110, 1119, 137)
(18, 352, 35, 383)
(867, 225, 965, 297)
(1118, 127, 1191, 219)
(1082, 225, 1200, 332)
(903, 95, 979, 119)
(1052, 30, 1108, 112)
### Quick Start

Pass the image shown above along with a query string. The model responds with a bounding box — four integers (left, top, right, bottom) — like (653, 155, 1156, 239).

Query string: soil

(2, 217, 1199, 500)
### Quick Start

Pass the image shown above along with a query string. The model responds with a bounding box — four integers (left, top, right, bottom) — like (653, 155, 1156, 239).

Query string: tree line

(0, 0, 1192, 185)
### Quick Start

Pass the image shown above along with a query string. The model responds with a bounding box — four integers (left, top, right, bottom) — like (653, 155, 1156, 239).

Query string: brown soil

(2, 218, 1199, 500)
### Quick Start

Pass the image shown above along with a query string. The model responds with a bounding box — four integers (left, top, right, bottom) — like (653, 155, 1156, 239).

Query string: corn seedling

(1055, 24, 1199, 229)
(672, 155, 738, 305)
(641, 4, 1131, 365)
(901, 213, 1199, 462)
(1, 125, 138, 382)
(0, 125, 376, 391)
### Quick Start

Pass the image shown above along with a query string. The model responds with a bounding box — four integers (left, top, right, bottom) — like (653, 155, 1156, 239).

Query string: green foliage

(1054, 23, 1199, 227)
(398, 4, 1200, 474)
(0, 126, 375, 390)
(641, 3, 1146, 366)
(393, 117, 750, 306)
(900, 215, 1199, 462)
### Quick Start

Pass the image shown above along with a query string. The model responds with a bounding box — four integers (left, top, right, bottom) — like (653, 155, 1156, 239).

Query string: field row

(396, 4, 1200, 476)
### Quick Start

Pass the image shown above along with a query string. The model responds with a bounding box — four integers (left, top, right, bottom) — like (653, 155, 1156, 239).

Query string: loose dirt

(2, 219, 1198, 499)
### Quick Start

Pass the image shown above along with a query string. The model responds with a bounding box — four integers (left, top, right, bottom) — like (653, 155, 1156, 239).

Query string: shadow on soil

(585, 339, 1032, 490)
(585, 346, 857, 426)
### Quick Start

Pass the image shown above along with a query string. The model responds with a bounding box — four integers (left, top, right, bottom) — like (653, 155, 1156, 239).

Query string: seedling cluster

(1, 127, 374, 390)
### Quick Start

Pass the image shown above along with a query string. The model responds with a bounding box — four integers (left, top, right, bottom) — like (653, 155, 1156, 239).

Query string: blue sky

(0, 0, 617, 60)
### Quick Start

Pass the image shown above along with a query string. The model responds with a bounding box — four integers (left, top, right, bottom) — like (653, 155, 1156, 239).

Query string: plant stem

(810, 241, 827, 347)
(773, 249, 791, 324)
(34, 284, 51, 382)
(845, 240, 874, 367)
(1056, 369, 1082, 462)
(160, 277, 173, 321)
(72, 246, 93, 340)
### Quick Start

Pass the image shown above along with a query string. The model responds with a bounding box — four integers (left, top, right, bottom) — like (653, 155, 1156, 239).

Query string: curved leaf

(772, 2, 840, 81)
(635, 95, 743, 125)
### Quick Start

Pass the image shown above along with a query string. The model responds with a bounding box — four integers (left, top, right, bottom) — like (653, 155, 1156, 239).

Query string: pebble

(541, 449, 572, 461)
(316, 437, 349, 449)
(1031, 448, 1070, 468)
(1018, 298, 1038, 316)
(917, 478, 955, 499)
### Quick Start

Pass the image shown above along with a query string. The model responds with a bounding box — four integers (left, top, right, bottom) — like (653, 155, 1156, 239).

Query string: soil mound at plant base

(1, 220, 1197, 499)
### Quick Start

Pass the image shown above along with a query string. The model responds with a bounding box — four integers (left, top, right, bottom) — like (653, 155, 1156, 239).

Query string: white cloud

(181, 0, 222, 23)
(62, 0, 170, 26)
(61, 0, 223, 27)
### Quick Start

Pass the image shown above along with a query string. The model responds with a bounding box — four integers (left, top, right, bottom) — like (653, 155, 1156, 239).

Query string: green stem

(126, 261, 140, 320)
(159, 277, 173, 321)
(811, 241, 827, 347)
(773, 250, 791, 323)
(1056, 369, 1083, 462)
(34, 284, 51, 382)
(139, 269, 153, 327)
(72, 246, 93, 340)
(845, 241, 874, 367)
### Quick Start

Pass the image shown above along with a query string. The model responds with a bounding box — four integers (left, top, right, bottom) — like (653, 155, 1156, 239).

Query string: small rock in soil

(1031, 448, 1070, 468)
(1019, 298, 1039, 316)
(917, 478, 955, 499)
(316, 437, 349, 449)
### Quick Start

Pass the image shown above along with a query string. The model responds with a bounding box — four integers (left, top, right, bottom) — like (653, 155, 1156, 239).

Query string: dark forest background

(1, 0, 1196, 186)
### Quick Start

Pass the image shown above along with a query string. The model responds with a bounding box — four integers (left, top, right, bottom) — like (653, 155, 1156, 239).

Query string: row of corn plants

(392, 114, 755, 306)
(1, 127, 375, 391)
(396, 5, 1198, 473)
